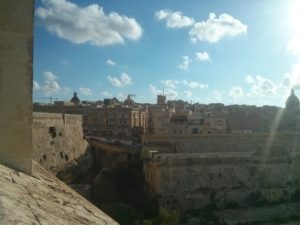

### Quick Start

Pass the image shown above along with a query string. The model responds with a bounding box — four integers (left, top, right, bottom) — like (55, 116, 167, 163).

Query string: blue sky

(33, 0, 300, 106)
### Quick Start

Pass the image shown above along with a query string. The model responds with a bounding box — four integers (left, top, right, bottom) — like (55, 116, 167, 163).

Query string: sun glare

(288, 1, 300, 34)
(287, 0, 300, 54)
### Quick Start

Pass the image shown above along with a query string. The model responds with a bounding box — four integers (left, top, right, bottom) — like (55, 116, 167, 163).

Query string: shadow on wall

(32, 112, 95, 183)
(56, 145, 96, 184)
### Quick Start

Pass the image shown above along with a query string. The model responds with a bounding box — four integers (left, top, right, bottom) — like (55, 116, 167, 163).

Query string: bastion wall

(142, 133, 300, 211)
(143, 133, 300, 154)
(32, 112, 92, 178)
(144, 144, 300, 211)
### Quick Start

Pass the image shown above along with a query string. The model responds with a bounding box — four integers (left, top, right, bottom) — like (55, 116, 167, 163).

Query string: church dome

(70, 92, 80, 105)
(285, 89, 300, 111)
(123, 94, 135, 106)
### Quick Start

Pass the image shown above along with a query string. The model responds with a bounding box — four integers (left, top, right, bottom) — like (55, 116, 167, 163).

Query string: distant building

(103, 97, 121, 107)
(70, 92, 80, 106)
(123, 94, 136, 107)
(84, 106, 148, 142)
(285, 89, 300, 113)
(33, 92, 92, 115)
(148, 95, 227, 135)
(142, 90, 300, 213)
(276, 89, 300, 131)
(157, 95, 166, 106)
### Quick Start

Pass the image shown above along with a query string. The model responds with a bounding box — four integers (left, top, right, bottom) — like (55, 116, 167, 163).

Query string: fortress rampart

(32, 112, 91, 179)
(143, 133, 300, 212)
(143, 133, 300, 153)
(144, 151, 300, 211)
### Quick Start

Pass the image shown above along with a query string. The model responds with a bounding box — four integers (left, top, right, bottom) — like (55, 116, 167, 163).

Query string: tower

(70, 92, 80, 106)
(285, 89, 300, 113)
(157, 95, 166, 106)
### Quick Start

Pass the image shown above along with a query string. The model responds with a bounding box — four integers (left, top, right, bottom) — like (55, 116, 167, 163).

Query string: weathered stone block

(0, 32, 32, 64)
(0, 1, 34, 33)
(0, 0, 34, 174)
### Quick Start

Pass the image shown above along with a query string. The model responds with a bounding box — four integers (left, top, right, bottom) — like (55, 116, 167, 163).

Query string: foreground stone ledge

(0, 161, 118, 225)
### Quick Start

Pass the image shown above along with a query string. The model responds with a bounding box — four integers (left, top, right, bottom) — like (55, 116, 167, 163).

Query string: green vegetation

(92, 160, 158, 224)
(101, 202, 143, 225)
(291, 189, 300, 202)
(181, 204, 218, 225)
(134, 207, 180, 225)
(244, 191, 268, 207)
(224, 200, 240, 209)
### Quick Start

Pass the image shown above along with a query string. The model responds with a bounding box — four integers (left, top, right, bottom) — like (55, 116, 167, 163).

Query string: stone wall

(143, 133, 300, 153)
(32, 112, 92, 180)
(0, 0, 34, 174)
(87, 139, 140, 170)
(144, 150, 300, 211)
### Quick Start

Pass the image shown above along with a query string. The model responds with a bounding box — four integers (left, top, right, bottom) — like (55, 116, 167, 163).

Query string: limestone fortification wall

(86, 138, 140, 169)
(143, 133, 300, 153)
(32, 112, 90, 175)
(0, 0, 33, 174)
(145, 151, 300, 211)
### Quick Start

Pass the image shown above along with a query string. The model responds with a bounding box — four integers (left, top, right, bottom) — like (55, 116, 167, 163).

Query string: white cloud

(160, 79, 208, 89)
(117, 92, 127, 99)
(43, 71, 57, 81)
(154, 79, 207, 100)
(160, 79, 180, 89)
(183, 90, 192, 98)
(36, 0, 143, 46)
(213, 90, 223, 101)
(196, 51, 210, 61)
(179, 56, 192, 70)
(42, 71, 61, 95)
(149, 84, 178, 98)
(154, 79, 208, 100)
(189, 13, 247, 43)
(79, 87, 92, 95)
(107, 73, 132, 87)
(107, 76, 123, 87)
(106, 59, 116, 66)
(149, 84, 161, 95)
(287, 37, 300, 55)
(283, 60, 300, 90)
(33, 80, 41, 91)
(120, 73, 132, 85)
(101, 91, 112, 97)
(229, 86, 243, 98)
(155, 9, 194, 29)
(245, 75, 255, 84)
(188, 81, 208, 89)
(36, 72, 72, 97)
(165, 88, 178, 98)
(63, 87, 72, 95)
(246, 75, 277, 96)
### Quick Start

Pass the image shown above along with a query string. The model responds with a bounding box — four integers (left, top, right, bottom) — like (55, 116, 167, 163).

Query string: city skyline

(33, 0, 300, 106)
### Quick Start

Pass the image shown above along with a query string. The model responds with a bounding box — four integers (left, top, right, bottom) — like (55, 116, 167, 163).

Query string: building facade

(84, 106, 148, 142)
